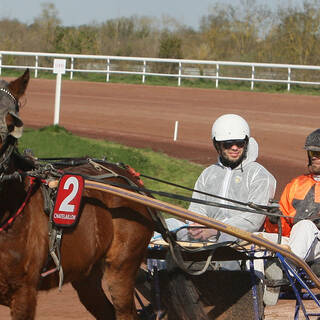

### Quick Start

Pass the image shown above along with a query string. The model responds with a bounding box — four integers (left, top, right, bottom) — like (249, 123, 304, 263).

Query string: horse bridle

(0, 87, 17, 104)
(0, 87, 20, 175)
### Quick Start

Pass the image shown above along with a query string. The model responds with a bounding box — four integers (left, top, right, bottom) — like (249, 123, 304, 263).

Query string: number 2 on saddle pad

(53, 174, 84, 228)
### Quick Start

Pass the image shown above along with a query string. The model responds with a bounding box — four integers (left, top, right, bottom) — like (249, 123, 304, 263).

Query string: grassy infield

(12, 70, 319, 208)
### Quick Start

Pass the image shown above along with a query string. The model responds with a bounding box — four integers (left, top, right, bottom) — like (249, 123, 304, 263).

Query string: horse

(0, 69, 154, 320)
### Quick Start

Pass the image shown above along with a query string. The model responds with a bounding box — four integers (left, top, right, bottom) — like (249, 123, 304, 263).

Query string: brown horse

(0, 70, 154, 320)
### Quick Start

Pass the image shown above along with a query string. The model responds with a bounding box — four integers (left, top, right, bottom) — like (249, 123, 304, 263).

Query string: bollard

(173, 121, 179, 141)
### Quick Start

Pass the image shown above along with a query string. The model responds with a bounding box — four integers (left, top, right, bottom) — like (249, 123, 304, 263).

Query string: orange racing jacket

(264, 174, 320, 236)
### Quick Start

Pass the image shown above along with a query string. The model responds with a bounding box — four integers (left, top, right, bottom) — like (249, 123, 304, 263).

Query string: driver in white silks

(185, 114, 277, 270)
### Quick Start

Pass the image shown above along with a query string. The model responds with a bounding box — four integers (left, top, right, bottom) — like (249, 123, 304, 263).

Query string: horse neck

(0, 157, 28, 218)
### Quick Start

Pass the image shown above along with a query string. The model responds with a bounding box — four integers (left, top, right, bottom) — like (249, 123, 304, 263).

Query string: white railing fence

(1, 51, 320, 91)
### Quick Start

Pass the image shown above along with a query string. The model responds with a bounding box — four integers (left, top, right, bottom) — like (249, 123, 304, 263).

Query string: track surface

(1, 77, 320, 318)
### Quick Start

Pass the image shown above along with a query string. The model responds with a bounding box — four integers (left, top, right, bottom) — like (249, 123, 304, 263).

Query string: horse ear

(8, 69, 30, 100)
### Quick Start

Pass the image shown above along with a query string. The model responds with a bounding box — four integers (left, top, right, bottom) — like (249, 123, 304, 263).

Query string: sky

(0, 0, 304, 30)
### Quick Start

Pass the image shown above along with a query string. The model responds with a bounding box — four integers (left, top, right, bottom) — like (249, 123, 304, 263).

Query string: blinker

(309, 150, 320, 159)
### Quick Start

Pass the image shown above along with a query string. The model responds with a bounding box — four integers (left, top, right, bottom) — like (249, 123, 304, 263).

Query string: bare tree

(32, 2, 61, 52)
(265, 0, 320, 65)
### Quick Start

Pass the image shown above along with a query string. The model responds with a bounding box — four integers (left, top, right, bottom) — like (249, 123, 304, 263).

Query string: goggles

(221, 139, 246, 149)
(308, 150, 320, 158)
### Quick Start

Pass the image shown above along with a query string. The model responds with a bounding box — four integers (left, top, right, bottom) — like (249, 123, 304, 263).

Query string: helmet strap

(307, 152, 312, 167)
(213, 139, 220, 152)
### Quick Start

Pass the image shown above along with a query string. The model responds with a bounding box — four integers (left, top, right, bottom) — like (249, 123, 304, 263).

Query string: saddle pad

(53, 174, 84, 228)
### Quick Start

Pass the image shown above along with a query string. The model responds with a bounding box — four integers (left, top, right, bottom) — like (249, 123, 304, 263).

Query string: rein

(82, 175, 285, 219)
(78, 174, 320, 224)
(37, 157, 278, 212)
(138, 172, 276, 210)
(6, 166, 284, 220)
(0, 156, 304, 224)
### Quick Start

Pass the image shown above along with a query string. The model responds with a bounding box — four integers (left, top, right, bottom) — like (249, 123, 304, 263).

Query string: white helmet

(211, 114, 250, 141)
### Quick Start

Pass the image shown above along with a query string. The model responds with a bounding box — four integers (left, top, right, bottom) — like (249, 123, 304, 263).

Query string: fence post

(0, 54, 2, 76)
(106, 58, 110, 82)
(70, 57, 74, 80)
(216, 64, 219, 88)
(178, 61, 182, 86)
(53, 59, 66, 126)
(35, 55, 39, 78)
(142, 60, 146, 83)
(287, 67, 291, 91)
(251, 65, 255, 90)
(174, 121, 179, 141)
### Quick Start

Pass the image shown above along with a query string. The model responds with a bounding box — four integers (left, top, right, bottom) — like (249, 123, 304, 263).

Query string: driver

(188, 114, 276, 252)
(261, 128, 320, 305)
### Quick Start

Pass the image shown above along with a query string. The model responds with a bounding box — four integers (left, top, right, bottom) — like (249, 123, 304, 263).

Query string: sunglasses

(308, 150, 320, 158)
(221, 140, 246, 149)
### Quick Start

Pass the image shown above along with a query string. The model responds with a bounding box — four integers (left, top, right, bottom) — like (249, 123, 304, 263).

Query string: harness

(11, 157, 163, 289)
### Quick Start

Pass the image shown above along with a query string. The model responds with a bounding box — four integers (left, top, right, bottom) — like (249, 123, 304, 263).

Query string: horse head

(0, 69, 29, 144)
(0, 70, 30, 177)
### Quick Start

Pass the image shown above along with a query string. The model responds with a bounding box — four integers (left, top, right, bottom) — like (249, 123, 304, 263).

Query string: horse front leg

(10, 286, 37, 320)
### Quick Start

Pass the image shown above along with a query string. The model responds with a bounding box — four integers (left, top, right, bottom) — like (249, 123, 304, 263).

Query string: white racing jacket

(188, 137, 276, 232)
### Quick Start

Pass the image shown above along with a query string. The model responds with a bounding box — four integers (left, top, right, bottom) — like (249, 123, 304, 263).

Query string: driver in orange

(264, 128, 320, 260)
(262, 129, 320, 306)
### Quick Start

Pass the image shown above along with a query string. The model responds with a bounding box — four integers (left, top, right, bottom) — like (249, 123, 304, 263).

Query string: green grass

(18, 126, 204, 208)
(3, 68, 320, 95)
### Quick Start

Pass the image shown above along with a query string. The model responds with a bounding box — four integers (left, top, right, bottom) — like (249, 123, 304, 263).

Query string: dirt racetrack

(1, 77, 320, 319)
